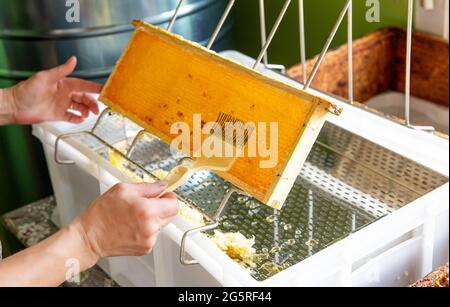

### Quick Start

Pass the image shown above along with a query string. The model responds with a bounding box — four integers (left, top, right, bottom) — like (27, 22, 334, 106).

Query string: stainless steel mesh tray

(66, 110, 447, 281)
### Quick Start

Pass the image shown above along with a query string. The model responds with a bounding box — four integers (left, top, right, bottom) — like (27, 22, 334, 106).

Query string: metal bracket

(258, 0, 288, 73)
(207, 0, 236, 49)
(298, 0, 307, 84)
(55, 131, 89, 165)
(126, 129, 152, 158)
(167, 0, 185, 32)
(303, 0, 352, 91)
(404, 0, 435, 133)
(179, 188, 248, 265)
(54, 108, 113, 165)
(253, 0, 292, 70)
(298, 0, 354, 105)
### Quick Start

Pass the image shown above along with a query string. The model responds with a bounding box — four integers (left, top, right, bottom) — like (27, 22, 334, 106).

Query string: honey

(260, 262, 283, 275)
(305, 239, 319, 247)
(265, 215, 277, 223)
(283, 224, 293, 231)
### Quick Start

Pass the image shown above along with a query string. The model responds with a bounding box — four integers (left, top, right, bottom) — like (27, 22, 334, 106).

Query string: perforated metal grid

(301, 143, 415, 217)
(128, 135, 185, 173)
(317, 124, 448, 196)
(70, 112, 448, 281)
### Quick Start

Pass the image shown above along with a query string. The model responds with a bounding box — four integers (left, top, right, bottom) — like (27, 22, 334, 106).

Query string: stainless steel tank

(0, 0, 233, 83)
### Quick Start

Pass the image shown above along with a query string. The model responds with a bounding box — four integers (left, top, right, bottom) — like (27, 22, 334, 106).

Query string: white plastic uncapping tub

(33, 51, 449, 287)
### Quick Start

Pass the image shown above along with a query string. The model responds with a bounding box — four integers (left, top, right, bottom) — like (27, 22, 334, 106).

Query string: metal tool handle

(157, 165, 195, 197)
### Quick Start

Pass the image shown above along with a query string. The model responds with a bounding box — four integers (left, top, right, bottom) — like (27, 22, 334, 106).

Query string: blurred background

(0, 0, 432, 255)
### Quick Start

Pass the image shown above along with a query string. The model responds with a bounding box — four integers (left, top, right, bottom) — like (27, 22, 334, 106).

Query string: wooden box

(288, 28, 449, 110)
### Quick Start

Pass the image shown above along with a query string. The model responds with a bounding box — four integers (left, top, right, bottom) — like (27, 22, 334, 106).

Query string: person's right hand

(72, 182, 179, 264)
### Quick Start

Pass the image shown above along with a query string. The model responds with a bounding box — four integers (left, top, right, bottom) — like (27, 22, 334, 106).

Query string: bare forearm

(0, 88, 16, 125)
(0, 221, 98, 287)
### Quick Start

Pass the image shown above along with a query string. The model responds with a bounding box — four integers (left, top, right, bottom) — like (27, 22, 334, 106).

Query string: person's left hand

(8, 56, 103, 125)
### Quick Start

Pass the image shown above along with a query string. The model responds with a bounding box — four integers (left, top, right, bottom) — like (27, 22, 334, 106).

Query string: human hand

(73, 182, 179, 262)
(0, 182, 179, 286)
(8, 56, 102, 125)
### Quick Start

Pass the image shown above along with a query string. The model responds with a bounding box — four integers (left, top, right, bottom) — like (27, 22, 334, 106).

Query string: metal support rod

(405, 0, 413, 126)
(304, 0, 351, 90)
(259, 0, 269, 65)
(180, 188, 247, 265)
(213, 188, 245, 220)
(180, 222, 219, 265)
(410, 125, 436, 132)
(348, 0, 354, 104)
(253, 0, 292, 69)
(258, 0, 286, 72)
(298, 0, 307, 84)
(265, 64, 287, 73)
(167, 0, 184, 32)
(404, 0, 435, 133)
(206, 0, 236, 49)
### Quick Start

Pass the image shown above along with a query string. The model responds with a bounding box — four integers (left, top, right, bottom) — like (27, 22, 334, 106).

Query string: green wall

(233, 0, 410, 68)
